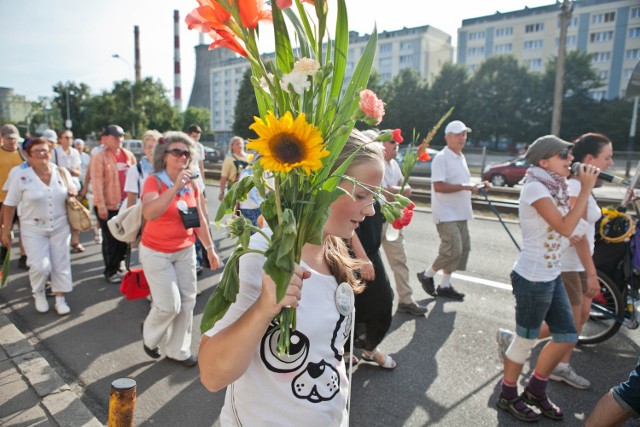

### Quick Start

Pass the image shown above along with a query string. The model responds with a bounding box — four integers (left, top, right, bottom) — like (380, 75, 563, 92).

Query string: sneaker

(416, 272, 436, 296)
(397, 302, 428, 316)
(436, 285, 465, 300)
(34, 292, 49, 313)
(18, 255, 28, 270)
(106, 272, 123, 284)
(550, 364, 591, 389)
(496, 328, 514, 362)
(55, 300, 71, 316)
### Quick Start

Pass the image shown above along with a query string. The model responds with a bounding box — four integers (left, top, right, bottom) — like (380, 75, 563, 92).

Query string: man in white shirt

(416, 120, 488, 300)
(378, 134, 428, 316)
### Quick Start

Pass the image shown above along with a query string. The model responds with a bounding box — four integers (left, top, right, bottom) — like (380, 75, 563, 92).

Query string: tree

(378, 68, 429, 137)
(182, 107, 212, 136)
(233, 68, 260, 139)
(467, 55, 536, 147)
(424, 63, 469, 141)
(52, 82, 92, 137)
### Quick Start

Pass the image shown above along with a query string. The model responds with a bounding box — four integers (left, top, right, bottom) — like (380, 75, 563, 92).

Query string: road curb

(0, 310, 101, 426)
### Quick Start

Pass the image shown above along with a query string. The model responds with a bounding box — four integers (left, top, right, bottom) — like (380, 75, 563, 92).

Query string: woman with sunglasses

(139, 131, 219, 367)
(496, 135, 600, 422)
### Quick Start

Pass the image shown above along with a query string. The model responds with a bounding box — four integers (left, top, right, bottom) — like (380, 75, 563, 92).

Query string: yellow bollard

(108, 378, 137, 427)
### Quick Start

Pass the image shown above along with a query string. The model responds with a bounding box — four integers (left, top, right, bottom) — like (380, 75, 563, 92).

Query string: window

(630, 27, 640, 38)
(379, 44, 391, 53)
(566, 35, 577, 46)
(592, 52, 612, 63)
(632, 7, 640, 19)
(400, 42, 413, 50)
(468, 47, 485, 56)
(626, 48, 640, 60)
(495, 43, 513, 53)
(624, 68, 634, 81)
(399, 55, 413, 64)
(590, 90, 606, 101)
(524, 40, 543, 50)
(379, 57, 392, 67)
(525, 23, 544, 33)
(590, 31, 614, 43)
(496, 27, 513, 37)
(525, 58, 543, 70)
(592, 12, 615, 24)
(597, 70, 609, 80)
(468, 64, 479, 73)
(468, 31, 485, 40)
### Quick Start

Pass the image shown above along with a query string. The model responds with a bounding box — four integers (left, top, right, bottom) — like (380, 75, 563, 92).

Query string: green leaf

(262, 209, 297, 303)
(199, 249, 242, 334)
(328, 0, 348, 102)
(214, 175, 255, 225)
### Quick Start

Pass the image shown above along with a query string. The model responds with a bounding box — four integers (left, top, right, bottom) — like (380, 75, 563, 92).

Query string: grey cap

(525, 135, 572, 166)
(41, 129, 57, 143)
(0, 124, 20, 139)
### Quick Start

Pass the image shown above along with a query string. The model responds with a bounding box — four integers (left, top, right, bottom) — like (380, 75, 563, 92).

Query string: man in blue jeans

(585, 357, 640, 426)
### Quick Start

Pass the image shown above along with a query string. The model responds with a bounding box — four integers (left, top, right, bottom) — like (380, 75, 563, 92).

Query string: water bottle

(385, 225, 400, 241)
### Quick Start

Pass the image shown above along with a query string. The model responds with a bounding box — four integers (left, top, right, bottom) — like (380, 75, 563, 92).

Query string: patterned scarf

(523, 166, 569, 210)
(156, 170, 193, 197)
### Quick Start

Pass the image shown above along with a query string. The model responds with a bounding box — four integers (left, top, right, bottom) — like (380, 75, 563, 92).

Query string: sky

(1, 0, 554, 106)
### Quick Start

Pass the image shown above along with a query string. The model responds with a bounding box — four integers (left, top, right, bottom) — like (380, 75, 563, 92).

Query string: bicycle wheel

(579, 271, 625, 345)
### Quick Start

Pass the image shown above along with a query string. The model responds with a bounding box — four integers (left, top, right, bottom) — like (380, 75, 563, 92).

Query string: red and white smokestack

(173, 9, 182, 111)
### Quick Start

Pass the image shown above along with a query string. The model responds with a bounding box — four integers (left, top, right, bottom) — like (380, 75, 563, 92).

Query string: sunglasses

(546, 149, 571, 160)
(166, 148, 190, 158)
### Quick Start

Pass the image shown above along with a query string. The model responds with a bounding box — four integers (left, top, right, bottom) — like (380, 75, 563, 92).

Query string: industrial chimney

(173, 10, 182, 111)
(134, 25, 141, 81)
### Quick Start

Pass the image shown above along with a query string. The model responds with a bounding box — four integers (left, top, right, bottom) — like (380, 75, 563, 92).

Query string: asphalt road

(1, 185, 639, 426)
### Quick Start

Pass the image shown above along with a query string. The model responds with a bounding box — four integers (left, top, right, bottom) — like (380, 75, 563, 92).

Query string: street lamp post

(65, 86, 73, 130)
(112, 54, 136, 137)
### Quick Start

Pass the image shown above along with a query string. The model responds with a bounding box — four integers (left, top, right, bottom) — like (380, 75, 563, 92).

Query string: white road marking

(451, 272, 512, 291)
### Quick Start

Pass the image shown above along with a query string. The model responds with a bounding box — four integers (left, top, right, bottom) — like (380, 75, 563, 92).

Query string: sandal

(361, 348, 396, 369)
(496, 394, 540, 423)
(344, 352, 359, 365)
(520, 389, 563, 420)
(71, 243, 86, 253)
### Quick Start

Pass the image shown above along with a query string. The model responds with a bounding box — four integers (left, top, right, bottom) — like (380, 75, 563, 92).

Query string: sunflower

(248, 111, 328, 174)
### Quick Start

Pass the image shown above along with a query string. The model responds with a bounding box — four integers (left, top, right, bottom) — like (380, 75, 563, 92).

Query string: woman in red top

(139, 132, 219, 367)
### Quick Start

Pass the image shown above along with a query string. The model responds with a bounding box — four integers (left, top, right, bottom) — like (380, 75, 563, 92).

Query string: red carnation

(392, 128, 403, 143)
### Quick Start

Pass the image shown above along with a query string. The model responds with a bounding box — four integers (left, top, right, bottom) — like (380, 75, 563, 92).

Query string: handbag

(58, 167, 93, 232)
(120, 268, 150, 300)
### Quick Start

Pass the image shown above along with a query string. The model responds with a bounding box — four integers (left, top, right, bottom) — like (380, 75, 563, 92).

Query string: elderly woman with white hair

(73, 138, 91, 186)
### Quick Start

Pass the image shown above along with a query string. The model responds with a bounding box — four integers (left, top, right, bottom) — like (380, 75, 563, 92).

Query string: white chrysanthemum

(259, 73, 274, 94)
(281, 71, 310, 95)
(293, 58, 320, 76)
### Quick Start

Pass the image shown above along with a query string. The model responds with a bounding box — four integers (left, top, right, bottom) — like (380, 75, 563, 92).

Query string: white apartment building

(458, 0, 640, 100)
(189, 26, 452, 142)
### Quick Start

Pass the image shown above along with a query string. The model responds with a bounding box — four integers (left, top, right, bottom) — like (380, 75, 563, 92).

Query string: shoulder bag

(58, 167, 93, 232)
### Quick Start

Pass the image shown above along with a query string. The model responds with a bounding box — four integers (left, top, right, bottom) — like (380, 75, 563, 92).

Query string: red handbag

(120, 268, 150, 300)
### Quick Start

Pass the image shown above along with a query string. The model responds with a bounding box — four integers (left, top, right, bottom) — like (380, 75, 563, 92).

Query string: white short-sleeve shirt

(53, 146, 82, 188)
(430, 146, 473, 223)
(4, 166, 74, 232)
(382, 158, 403, 188)
(205, 232, 350, 427)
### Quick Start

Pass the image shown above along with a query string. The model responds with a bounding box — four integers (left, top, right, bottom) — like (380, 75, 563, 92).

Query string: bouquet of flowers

(187, 0, 409, 354)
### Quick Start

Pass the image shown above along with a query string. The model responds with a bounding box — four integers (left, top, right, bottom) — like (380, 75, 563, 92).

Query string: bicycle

(579, 163, 640, 344)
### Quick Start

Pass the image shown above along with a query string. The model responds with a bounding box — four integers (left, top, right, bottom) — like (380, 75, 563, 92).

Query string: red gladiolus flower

(392, 129, 403, 143)
(418, 147, 431, 162)
(237, 0, 272, 29)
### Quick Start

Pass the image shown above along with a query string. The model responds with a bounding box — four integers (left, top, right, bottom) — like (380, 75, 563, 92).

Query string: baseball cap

(102, 124, 125, 137)
(1, 124, 20, 139)
(445, 120, 472, 134)
(525, 135, 572, 166)
(41, 129, 58, 143)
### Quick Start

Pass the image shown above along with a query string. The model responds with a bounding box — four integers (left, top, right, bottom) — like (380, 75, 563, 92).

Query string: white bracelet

(205, 244, 215, 250)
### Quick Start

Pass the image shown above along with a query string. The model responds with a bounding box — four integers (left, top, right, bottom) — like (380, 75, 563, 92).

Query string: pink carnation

(359, 89, 385, 125)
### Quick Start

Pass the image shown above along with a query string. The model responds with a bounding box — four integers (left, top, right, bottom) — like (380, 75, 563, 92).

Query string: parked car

(482, 156, 530, 187)
(203, 146, 224, 163)
(123, 139, 143, 158)
(395, 145, 440, 177)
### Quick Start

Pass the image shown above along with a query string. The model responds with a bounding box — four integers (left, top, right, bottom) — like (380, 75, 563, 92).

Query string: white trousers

(21, 225, 72, 294)
(139, 243, 197, 360)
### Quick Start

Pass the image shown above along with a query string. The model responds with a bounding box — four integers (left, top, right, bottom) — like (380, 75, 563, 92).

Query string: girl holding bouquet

(199, 131, 384, 425)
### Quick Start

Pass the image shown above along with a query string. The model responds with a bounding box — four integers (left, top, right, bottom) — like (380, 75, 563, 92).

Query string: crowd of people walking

(1, 119, 639, 425)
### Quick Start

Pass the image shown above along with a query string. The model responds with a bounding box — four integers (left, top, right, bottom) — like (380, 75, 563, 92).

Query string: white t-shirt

(205, 232, 350, 427)
(514, 181, 573, 281)
(79, 152, 90, 183)
(430, 146, 473, 223)
(4, 166, 74, 233)
(382, 158, 403, 188)
(53, 146, 82, 189)
(561, 179, 602, 272)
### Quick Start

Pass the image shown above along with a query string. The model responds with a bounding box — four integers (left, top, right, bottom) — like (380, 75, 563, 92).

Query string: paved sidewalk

(0, 309, 101, 426)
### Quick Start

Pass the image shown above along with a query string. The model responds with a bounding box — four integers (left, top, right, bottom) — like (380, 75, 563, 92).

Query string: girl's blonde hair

(325, 129, 384, 293)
